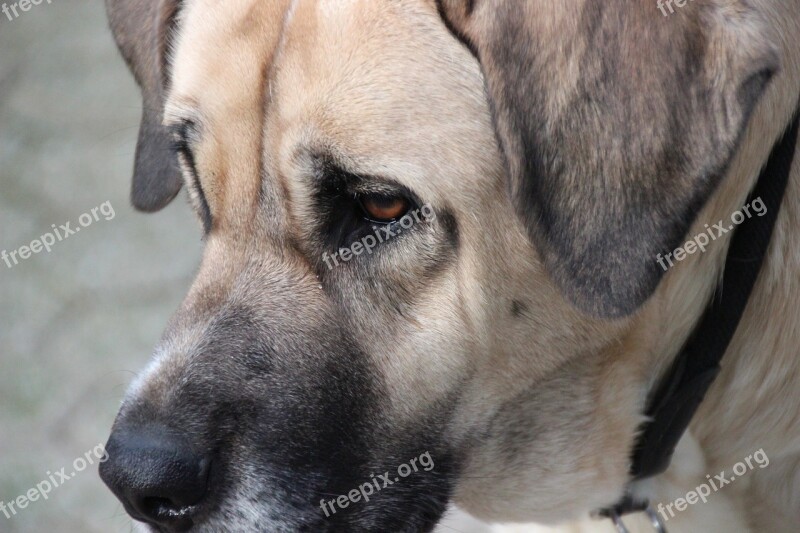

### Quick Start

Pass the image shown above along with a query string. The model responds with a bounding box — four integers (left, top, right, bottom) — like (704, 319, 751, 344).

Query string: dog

(98, 0, 800, 531)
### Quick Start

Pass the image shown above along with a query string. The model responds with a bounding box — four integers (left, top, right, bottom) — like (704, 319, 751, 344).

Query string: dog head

(100, 0, 776, 530)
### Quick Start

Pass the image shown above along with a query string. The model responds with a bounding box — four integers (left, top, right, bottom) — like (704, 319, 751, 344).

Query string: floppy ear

(439, 1, 778, 317)
(106, 0, 183, 212)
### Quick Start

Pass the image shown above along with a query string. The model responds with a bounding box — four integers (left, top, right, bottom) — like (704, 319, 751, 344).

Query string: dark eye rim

(169, 120, 197, 158)
(356, 192, 414, 224)
(167, 119, 212, 234)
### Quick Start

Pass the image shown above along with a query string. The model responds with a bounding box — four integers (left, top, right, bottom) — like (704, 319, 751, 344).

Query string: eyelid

(166, 118, 212, 233)
(356, 192, 409, 209)
(351, 182, 403, 196)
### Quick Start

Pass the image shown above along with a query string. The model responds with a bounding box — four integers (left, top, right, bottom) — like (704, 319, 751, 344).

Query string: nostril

(99, 425, 211, 530)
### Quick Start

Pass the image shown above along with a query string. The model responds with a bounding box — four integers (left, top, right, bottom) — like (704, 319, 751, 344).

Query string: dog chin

(132, 485, 448, 533)
(135, 511, 445, 533)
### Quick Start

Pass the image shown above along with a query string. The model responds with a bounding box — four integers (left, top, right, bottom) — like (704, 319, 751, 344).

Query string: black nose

(99, 425, 210, 532)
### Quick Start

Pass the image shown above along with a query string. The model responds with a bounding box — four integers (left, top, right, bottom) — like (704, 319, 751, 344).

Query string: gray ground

(0, 2, 202, 531)
(0, 2, 487, 532)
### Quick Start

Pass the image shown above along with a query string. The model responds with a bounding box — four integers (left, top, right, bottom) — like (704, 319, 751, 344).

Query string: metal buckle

(606, 506, 667, 533)
(646, 506, 668, 533)
(608, 510, 631, 533)
(594, 500, 668, 533)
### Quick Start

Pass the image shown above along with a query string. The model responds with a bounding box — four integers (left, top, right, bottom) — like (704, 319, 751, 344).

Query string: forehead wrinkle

(255, 0, 316, 242)
(270, 0, 493, 195)
(165, 0, 294, 235)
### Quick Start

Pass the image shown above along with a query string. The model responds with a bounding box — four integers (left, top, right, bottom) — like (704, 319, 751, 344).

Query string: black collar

(602, 104, 800, 521)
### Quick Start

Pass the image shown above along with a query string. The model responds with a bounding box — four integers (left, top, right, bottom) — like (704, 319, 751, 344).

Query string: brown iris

(359, 193, 410, 222)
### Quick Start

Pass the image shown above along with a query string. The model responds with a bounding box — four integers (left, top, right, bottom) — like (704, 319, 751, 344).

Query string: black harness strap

(608, 104, 800, 518)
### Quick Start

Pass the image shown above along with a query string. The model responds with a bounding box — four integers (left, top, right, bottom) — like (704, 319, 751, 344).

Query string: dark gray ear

(106, 0, 183, 212)
(438, 1, 777, 317)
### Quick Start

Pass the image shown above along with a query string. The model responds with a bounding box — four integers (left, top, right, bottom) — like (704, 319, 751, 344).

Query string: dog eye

(358, 193, 410, 222)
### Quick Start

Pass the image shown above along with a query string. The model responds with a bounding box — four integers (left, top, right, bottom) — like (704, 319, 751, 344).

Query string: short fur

(102, 0, 800, 531)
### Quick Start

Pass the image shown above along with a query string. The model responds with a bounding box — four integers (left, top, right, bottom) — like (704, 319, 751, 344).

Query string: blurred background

(0, 2, 488, 532)
(1, 1, 203, 531)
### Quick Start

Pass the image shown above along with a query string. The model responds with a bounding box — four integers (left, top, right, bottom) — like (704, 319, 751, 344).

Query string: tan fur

(487, 0, 800, 529)
(110, 0, 800, 530)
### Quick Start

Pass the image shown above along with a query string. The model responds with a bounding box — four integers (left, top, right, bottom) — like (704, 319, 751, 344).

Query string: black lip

(185, 511, 448, 533)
